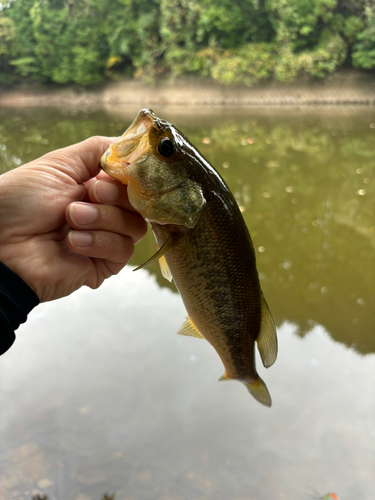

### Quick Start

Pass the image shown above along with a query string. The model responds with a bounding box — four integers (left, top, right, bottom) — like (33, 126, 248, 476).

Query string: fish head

(101, 108, 206, 228)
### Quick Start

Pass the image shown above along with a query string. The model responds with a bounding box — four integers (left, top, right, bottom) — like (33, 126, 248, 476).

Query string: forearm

(0, 262, 39, 355)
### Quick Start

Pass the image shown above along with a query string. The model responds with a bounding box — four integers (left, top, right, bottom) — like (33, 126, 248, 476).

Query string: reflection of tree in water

(1, 107, 374, 354)
(0, 107, 131, 173)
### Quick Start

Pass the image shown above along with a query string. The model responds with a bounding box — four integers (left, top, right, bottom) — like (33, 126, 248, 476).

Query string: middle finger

(66, 202, 147, 244)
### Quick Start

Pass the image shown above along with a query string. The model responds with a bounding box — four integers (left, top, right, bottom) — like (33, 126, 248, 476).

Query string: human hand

(0, 136, 147, 302)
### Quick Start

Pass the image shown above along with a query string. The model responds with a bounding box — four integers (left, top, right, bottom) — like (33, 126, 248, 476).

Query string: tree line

(0, 0, 374, 87)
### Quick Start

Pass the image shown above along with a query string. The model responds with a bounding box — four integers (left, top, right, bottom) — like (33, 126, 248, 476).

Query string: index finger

(89, 178, 139, 213)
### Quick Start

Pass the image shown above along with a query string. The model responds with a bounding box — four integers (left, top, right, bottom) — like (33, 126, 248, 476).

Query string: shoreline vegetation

(1, 70, 375, 108)
(1, 0, 375, 96)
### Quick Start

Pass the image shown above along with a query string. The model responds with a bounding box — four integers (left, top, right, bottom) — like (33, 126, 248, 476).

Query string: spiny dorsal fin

(256, 293, 278, 368)
(177, 316, 205, 339)
(133, 234, 175, 272)
(158, 255, 173, 282)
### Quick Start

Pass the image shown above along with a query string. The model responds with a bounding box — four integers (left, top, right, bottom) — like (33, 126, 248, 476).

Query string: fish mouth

(100, 109, 155, 184)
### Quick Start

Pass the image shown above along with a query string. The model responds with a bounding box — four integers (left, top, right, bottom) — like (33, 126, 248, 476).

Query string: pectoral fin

(256, 294, 278, 368)
(133, 234, 175, 272)
(177, 316, 205, 339)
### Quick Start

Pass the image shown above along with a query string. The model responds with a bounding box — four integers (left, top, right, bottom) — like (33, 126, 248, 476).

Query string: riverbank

(1, 70, 374, 108)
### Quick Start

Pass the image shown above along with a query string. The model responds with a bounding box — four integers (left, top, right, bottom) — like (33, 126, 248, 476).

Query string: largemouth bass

(100, 109, 277, 407)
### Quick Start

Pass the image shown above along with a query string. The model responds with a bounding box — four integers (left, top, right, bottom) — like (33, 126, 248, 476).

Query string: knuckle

(84, 135, 111, 155)
(135, 219, 148, 241)
(108, 237, 134, 264)
(85, 135, 103, 145)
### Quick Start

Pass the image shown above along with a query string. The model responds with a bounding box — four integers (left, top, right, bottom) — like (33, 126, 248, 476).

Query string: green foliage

(9, 56, 39, 76)
(352, 1, 375, 69)
(0, 0, 374, 86)
(342, 15, 364, 44)
(158, 0, 274, 80)
(267, 0, 348, 81)
(103, 0, 161, 81)
(0, 15, 16, 57)
(275, 32, 346, 82)
(210, 43, 276, 85)
(0, 14, 17, 83)
(3, 0, 108, 84)
(29, 0, 107, 84)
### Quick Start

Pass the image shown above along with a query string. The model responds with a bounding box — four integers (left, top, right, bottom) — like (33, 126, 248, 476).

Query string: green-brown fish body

(100, 109, 277, 406)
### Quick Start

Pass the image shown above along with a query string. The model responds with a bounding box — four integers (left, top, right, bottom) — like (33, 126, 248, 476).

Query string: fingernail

(93, 181, 119, 203)
(70, 203, 98, 227)
(68, 231, 94, 247)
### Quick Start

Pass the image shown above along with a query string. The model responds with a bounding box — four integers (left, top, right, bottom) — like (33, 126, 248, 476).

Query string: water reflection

(1, 269, 374, 499)
(0, 106, 374, 354)
(0, 105, 374, 499)
(0, 108, 375, 353)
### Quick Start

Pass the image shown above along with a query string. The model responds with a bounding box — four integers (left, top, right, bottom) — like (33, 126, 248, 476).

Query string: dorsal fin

(177, 316, 205, 339)
(256, 293, 278, 368)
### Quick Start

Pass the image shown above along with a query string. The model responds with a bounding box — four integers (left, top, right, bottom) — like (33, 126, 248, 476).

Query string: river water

(0, 105, 374, 500)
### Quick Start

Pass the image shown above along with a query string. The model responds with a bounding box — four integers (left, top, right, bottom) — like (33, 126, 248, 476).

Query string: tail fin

(244, 375, 272, 407)
(219, 371, 272, 407)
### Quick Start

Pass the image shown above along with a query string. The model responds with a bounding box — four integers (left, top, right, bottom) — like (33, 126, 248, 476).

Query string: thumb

(37, 136, 118, 184)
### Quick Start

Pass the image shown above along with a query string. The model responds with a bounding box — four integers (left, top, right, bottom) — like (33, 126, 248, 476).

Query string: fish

(100, 108, 277, 407)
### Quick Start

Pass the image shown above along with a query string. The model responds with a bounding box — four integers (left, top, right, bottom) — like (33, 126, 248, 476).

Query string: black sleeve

(0, 262, 39, 355)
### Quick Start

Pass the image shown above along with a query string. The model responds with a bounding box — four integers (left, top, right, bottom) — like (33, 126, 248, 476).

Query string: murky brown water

(0, 105, 374, 500)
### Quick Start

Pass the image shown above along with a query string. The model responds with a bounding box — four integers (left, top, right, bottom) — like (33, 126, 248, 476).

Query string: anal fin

(177, 316, 205, 340)
(257, 293, 278, 368)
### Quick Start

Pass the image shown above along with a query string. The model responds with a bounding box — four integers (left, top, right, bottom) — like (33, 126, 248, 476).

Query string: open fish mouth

(100, 109, 154, 184)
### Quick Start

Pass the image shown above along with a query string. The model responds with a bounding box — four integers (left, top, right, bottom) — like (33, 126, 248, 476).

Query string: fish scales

(100, 108, 277, 406)
(152, 181, 262, 381)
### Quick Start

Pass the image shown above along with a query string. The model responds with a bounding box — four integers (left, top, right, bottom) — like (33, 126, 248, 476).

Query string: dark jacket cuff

(0, 262, 39, 355)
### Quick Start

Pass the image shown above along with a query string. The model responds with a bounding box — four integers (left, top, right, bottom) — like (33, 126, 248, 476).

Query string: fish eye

(158, 138, 175, 158)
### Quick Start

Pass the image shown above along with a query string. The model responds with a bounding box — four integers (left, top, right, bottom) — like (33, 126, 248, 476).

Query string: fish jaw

(101, 109, 206, 227)
(100, 109, 154, 185)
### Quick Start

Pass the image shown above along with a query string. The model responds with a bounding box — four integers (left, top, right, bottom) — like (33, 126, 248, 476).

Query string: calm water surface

(0, 105, 374, 500)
